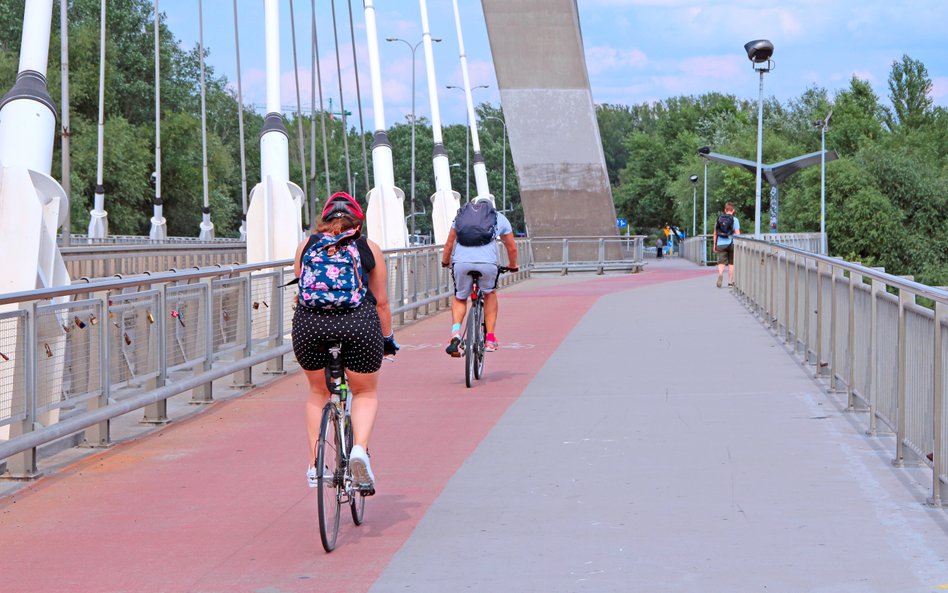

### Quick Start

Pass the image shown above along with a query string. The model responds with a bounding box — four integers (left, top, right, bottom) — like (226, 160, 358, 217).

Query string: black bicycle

(460, 267, 512, 388)
(314, 341, 369, 553)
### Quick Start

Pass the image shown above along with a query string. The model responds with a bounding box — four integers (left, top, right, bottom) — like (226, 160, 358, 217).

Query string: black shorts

(291, 302, 383, 373)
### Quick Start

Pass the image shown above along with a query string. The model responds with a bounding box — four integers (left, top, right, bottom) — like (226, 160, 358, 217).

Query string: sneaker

(728, 281, 735, 288)
(306, 465, 318, 488)
(349, 445, 375, 490)
(445, 335, 462, 357)
(485, 340, 499, 352)
(716, 275, 723, 288)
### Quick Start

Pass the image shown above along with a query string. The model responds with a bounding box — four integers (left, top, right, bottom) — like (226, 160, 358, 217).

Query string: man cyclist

(441, 196, 518, 355)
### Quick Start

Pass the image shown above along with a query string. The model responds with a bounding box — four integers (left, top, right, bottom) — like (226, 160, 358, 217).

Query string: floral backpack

(298, 230, 366, 309)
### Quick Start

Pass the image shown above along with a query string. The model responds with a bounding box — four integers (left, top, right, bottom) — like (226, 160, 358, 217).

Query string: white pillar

(363, 0, 407, 249)
(88, 0, 108, 240)
(451, 0, 491, 203)
(420, 0, 460, 244)
(149, 0, 167, 241)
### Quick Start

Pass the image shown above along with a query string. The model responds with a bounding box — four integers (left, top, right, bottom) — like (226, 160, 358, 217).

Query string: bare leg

(484, 291, 498, 334)
(727, 263, 735, 284)
(451, 296, 467, 329)
(347, 371, 379, 449)
(304, 369, 330, 461)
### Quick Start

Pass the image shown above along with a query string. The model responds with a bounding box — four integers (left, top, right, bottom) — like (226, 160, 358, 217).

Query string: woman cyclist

(292, 192, 397, 492)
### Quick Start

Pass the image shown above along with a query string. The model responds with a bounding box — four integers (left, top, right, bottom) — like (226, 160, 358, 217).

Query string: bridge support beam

(480, 0, 616, 239)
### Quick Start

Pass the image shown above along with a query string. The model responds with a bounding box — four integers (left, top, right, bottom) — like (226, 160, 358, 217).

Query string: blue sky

(162, 1, 948, 125)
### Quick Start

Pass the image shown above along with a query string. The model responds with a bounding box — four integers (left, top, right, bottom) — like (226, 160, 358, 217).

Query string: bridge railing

(683, 232, 825, 266)
(528, 236, 645, 274)
(61, 241, 247, 279)
(734, 237, 948, 507)
(0, 240, 541, 477)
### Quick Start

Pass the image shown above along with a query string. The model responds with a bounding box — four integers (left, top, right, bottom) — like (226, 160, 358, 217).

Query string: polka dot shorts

(291, 303, 384, 373)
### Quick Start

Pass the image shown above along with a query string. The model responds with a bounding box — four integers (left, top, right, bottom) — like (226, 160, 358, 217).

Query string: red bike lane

(0, 266, 711, 593)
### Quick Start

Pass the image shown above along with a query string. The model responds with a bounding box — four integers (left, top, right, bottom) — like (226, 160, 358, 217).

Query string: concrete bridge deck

(1, 259, 946, 593)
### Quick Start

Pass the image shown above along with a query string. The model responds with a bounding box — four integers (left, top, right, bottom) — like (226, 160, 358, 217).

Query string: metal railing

(0, 240, 546, 476)
(528, 236, 645, 274)
(733, 237, 948, 507)
(62, 242, 247, 279)
(683, 232, 825, 266)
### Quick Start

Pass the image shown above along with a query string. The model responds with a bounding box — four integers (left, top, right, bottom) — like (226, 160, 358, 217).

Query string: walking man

(712, 202, 740, 288)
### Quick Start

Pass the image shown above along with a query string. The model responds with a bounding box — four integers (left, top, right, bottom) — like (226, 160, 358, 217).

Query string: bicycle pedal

(358, 485, 376, 496)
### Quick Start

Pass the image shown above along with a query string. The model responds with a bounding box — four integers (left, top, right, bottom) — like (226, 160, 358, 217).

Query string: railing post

(930, 301, 945, 507)
(81, 298, 111, 447)
(5, 304, 41, 479)
(265, 271, 286, 375)
(231, 274, 254, 389)
(867, 278, 882, 436)
(893, 288, 912, 467)
(829, 263, 839, 390)
(561, 239, 568, 276)
(191, 277, 215, 403)
(815, 260, 825, 377)
(143, 284, 169, 424)
(846, 271, 858, 410)
(597, 238, 604, 275)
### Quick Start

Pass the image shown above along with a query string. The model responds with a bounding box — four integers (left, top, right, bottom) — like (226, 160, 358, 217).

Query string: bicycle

(459, 266, 511, 388)
(314, 340, 370, 553)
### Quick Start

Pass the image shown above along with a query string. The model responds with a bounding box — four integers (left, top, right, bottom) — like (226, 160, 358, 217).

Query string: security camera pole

(744, 39, 774, 237)
(814, 110, 832, 255)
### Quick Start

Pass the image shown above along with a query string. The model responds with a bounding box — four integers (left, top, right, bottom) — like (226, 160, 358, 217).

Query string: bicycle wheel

(473, 300, 486, 380)
(464, 305, 476, 388)
(345, 416, 366, 525)
(316, 404, 342, 552)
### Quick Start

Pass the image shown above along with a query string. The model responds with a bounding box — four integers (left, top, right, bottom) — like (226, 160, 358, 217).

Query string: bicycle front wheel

(473, 301, 486, 380)
(316, 404, 343, 552)
(345, 417, 366, 525)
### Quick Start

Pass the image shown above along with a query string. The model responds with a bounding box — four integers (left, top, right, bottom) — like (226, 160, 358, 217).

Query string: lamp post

(484, 115, 507, 211)
(689, 175, 699, 237)
(814, 110, 832, 255)
(744, 39, 774, 237)
(447, 84, 487, 202)
(386, 37, 440, 239)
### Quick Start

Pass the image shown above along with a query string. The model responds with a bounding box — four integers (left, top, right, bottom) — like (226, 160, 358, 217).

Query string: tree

(887, 54, 934, 131)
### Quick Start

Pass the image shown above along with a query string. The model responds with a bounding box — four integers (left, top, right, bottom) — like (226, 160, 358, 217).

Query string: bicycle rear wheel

(473, 300, 486, 380)
(345, 417, 366, 525)
(464, 305, 476, 388)
(316, 404, 342, 552)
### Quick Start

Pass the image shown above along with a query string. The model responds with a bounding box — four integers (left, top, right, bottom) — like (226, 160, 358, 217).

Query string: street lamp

(697, 146, 711, 238)
(689, 174, 699, 237)
(387, 37, 441, 239)
(447, 84, 488, 202)
(744, 39, 774, 237)
(483, 115, 508, 211)
(813, 110, 832, 255)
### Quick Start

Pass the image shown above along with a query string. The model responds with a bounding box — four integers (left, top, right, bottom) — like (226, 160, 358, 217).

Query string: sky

(161, 0, 948, 126)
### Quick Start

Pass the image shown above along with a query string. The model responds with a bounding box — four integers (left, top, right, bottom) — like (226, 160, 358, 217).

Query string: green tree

(887, 54, 934, 131)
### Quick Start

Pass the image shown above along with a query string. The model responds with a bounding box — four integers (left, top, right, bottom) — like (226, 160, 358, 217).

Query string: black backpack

(454, 200, 498, 246)
(715, 214, 734, 239)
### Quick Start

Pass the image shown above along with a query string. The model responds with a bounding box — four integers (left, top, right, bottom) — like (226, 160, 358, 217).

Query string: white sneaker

(306, 465, 318, 488)
(348, 445, 375, 489)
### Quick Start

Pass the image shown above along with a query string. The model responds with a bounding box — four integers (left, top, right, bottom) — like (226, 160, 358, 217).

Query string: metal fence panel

(0, 310, 28, 429)
(165, 284, 208, 372)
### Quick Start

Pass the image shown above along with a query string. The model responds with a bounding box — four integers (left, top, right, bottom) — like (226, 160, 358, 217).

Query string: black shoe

(445, 335, 462, 357)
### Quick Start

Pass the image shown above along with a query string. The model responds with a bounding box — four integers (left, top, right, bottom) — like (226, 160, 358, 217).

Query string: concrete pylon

(481, 0, 617, 237)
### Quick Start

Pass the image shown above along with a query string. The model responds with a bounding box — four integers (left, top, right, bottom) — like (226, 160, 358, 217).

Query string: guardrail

(0, 238, 555, 478)
(683, 232, 825, 266)
(528, 236, 645, 274)
(733, 237, 948, 507)
(62, 242, 248, 279)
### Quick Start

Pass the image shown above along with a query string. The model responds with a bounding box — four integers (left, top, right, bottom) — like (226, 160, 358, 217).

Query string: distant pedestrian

(656, 237, 663, 259)
(712, 202, 740, 288)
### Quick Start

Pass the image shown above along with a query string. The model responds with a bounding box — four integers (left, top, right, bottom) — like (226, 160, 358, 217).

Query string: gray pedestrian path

(370, 264, 948, 593)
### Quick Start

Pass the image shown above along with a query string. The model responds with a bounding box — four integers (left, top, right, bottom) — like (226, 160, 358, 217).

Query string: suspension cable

(288, 0, 310, 227)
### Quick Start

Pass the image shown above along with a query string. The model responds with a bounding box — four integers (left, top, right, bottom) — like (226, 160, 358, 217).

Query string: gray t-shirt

(451, 211, 513, 265)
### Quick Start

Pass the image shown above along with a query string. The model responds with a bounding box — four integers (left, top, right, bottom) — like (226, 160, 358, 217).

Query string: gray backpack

(454, 201, 498, 246)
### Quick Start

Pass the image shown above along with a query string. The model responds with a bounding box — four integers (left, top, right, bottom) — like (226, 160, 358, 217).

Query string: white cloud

(585, 47, 648, 75)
